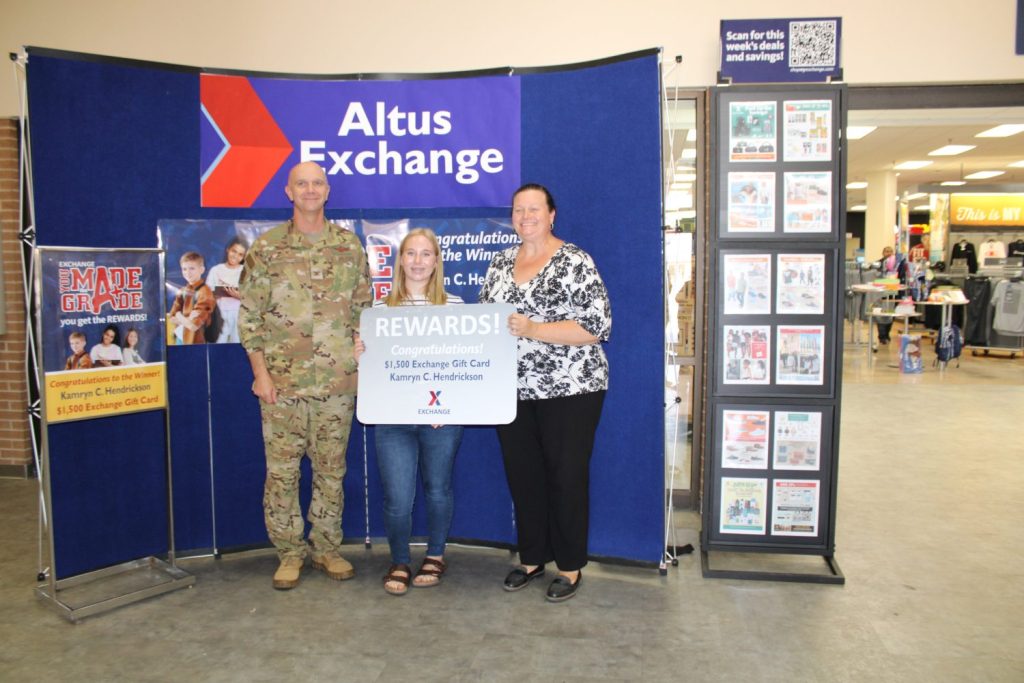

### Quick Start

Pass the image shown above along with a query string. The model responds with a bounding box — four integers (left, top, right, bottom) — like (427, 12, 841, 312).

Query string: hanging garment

(963, 277, 992, 346)
(950, 241, 978, 274)
(1007, 239, 1024, 258)
(991, 279, 1024, 335)
(980, 239, 1007, 261)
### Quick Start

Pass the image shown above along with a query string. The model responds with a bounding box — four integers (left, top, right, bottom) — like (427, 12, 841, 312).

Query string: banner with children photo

(37, 247, 167, 423)
(157, 219, 291, 345)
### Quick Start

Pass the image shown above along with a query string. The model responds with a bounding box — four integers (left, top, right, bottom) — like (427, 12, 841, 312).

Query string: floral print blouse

(480, 243, 611, 400)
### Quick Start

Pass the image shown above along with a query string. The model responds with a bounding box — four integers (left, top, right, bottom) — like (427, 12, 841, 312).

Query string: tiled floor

(1, 328, 1022, 681)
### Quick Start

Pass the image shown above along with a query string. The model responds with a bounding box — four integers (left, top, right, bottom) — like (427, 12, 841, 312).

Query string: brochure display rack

(701, 85, 846, 584)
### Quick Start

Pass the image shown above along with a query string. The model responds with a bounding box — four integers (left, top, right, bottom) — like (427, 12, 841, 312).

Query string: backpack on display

(935, 323, 962, 366)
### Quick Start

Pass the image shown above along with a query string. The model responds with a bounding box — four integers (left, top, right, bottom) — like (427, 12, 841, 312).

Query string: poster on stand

(722, 410, 769, 469)
(783, 171, 832, 233)
(724, 325, 771, 385)
(776, 325, 824, 385)
(771, 479, 820, 536)
(783, 100, 832, 162)
(773, 410, 822, 470)
(726, 172, 776, 233)
(729, 102, 777, 162)
(723, 254, 771, 314)
(38, 248, 167, 423)
(720, 477, 768, 534)
(776, 253, 825, 314)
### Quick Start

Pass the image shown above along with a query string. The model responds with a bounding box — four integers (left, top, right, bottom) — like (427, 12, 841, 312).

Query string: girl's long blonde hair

(385, 228, 449, 307)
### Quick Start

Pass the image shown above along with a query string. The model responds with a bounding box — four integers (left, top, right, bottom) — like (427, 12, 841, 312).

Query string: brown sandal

(383, 563, 411, 596)
(412, 557, 446, 588)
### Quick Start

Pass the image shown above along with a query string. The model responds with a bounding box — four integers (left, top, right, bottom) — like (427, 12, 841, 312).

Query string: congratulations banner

(200, 74, 521, 209)
(37, 248, 167, 423)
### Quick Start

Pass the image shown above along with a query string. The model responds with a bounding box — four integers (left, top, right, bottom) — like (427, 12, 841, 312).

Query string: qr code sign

(789, 20, 837, 68)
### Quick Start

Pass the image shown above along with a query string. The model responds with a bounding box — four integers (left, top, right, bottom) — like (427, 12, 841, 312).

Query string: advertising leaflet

(39, 248, 167, 423)
(771, 479, 820, 536)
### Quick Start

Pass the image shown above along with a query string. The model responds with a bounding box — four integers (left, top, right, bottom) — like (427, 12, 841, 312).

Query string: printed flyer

(776, 325, 825, 385)
(720, 477, 768, 535)
(771, 479, 820, 536)
(726, 172, 775, 233)
(722, 410, 769, 470)
(38, 248, 167, 423)
(729, 101, 777, 162)
(776, 253, 825, 314)
(773, 411, 822, 470)
(783, 100, 832, 162)
(783, 171, 832, 233)
(723, 253, 771, 315)
(724, 325, 771, 385)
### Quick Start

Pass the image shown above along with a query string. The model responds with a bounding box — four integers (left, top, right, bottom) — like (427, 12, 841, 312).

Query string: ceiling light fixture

(905, 192, 927, 200)
(846, 181, 868, 189)
(845, 126, 876, 140)
(893, 160, 933, 170)
(848, 204, 866, 211)
(928, 144, 975, 156)
(963, 170, 1005, 180)
(1008, 160, 1024, 168)
(940, 180, 967, 186)
(975, 124, 1024, 138)
(911, 205, 930, 211)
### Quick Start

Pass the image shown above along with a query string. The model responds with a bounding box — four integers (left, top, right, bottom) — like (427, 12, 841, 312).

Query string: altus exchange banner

(200, 74, 521, 209)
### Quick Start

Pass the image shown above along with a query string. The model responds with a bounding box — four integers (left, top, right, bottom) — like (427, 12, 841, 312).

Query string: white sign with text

(357, 303, 517, 425)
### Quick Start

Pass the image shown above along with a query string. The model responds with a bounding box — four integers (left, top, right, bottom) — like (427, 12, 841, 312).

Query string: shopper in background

(876, 246, 907, 345)
(354, 228, 465, 596)
(479, 183, 612, 603)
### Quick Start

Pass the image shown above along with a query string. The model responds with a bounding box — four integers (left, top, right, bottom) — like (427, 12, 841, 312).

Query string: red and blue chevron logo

(200, 75, 293, 207)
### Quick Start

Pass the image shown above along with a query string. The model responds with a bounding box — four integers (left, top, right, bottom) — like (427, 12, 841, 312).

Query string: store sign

(200, 74, 521, 209)
(950, 194, 1024, 227)
(720, 18, 842, 83)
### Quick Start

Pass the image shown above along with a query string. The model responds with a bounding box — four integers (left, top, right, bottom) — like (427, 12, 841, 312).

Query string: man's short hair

(69, 331, 86, 342)
(180, 251, 205, 267)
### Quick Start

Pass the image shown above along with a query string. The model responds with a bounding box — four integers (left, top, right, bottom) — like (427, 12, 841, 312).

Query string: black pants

(496, 391, 606, 572)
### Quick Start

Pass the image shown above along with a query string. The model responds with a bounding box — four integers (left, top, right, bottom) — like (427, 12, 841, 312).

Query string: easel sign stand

(32, 247, 194, 622)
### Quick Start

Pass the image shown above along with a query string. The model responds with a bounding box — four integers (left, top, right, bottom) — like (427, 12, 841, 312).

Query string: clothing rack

(963, 258, 1024, 358)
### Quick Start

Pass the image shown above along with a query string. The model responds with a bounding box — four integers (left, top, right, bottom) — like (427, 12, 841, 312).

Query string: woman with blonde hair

(355, 228, 464, 595)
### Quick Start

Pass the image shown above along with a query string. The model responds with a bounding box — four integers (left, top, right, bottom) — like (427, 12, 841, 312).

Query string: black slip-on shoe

(503, 565, 546, 592)
(545, 572, 582, 603)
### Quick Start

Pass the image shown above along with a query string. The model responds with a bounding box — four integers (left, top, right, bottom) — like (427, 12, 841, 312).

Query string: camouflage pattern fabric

(239, 220, 371, 398)
(261, 393, 355, 558)
(239, 219, 371, 558)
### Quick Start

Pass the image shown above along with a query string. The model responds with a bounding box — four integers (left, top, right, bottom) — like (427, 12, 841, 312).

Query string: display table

(866, 309, 922, 365)
(849, 284, 894, 345)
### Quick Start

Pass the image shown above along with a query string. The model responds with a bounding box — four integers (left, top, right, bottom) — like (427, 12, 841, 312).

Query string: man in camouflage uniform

(239, 161, 371, 590)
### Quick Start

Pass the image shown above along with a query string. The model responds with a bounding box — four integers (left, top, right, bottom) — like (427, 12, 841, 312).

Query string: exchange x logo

(428, 391, 442, 406)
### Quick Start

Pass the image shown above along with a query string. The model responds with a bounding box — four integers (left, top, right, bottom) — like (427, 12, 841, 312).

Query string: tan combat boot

(272, 556, 305, 590)
(310, 551, 355, 580)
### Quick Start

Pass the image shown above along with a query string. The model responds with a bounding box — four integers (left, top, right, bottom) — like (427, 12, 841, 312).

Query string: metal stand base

(701, 550, 845, 585)
(35, 556, 195, 623)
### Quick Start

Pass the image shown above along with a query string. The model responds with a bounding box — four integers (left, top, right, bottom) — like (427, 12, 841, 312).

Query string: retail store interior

(2, 98, 1021, 681)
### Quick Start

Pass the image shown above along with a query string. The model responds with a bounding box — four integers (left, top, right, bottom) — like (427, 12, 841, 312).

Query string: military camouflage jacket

(239, 220, 371, 397)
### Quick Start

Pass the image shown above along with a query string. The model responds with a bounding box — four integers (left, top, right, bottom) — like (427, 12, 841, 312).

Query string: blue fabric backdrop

(27, 48, 663, 578)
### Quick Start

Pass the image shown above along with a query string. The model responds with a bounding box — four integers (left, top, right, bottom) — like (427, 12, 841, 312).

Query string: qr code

(789, 20, 837, 68)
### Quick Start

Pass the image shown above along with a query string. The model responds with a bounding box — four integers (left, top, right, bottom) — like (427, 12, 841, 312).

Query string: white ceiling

(846, 107, 1024, 208)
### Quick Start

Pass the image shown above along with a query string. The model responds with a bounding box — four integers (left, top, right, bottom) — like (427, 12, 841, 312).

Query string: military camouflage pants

(260, 393, 355, 560)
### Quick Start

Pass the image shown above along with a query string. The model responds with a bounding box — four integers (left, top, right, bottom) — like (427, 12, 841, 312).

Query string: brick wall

(0, 119, 32, 475)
